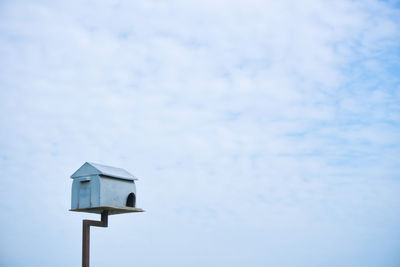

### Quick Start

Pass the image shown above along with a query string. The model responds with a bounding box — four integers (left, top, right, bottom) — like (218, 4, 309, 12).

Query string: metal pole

(82, 211, 109, 267)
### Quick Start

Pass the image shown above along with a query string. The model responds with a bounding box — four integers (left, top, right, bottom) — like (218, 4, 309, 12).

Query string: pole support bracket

(82, 210, 109, 267)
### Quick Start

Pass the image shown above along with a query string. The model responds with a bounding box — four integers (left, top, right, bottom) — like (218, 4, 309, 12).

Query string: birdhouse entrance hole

(126, 193, 136, 208)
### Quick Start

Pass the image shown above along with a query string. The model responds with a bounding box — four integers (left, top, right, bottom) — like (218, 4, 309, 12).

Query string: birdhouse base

(70, 206, 144, 215)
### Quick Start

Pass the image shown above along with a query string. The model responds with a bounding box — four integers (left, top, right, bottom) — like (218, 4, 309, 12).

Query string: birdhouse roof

(70, 162, 137, 181)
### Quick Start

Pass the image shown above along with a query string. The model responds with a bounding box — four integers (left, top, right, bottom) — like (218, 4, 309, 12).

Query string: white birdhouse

(70, 162, 143, 215)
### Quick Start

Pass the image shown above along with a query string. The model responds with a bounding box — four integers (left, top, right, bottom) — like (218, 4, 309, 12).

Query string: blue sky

(0, 0, 399, 266)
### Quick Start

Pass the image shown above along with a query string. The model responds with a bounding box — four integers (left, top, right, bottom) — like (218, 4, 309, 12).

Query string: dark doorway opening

(126, 193, 136, 208)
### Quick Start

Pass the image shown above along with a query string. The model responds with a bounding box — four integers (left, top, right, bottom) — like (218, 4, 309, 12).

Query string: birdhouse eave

(70, 162, 137, 181)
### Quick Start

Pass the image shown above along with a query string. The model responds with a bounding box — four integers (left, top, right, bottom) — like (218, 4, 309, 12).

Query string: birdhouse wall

(71, 175, 100, 210)
(99, 177, 136, 208)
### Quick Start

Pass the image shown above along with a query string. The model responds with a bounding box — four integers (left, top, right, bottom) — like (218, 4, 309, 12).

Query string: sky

(0, 0, 399, 266)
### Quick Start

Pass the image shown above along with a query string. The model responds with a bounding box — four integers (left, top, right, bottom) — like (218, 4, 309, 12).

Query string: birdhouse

(70, 162, 144, 215)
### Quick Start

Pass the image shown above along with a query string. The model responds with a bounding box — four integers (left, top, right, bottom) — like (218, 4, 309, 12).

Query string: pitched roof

(70, 162, 137, 181)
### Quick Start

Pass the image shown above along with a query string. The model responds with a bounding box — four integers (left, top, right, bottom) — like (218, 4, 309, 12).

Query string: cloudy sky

(0, 0, 399, 266)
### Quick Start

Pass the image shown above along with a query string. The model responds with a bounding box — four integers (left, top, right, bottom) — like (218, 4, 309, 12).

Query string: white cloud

(0, 0, 399, 266)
